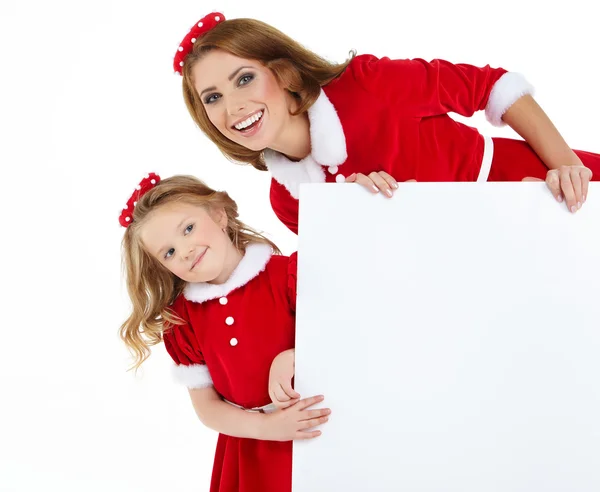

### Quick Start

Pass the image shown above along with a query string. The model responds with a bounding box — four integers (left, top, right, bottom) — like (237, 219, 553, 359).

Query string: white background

(1, 0, 599, 490)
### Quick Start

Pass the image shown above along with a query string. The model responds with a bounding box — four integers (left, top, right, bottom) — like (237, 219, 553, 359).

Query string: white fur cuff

(172, 363, 213, 389)
(485, 72, 535, 127)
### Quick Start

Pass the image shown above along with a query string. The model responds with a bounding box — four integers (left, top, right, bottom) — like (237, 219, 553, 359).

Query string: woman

(173, 12, 598, 234)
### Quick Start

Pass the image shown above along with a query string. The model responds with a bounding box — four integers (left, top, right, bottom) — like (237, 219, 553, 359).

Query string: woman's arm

(502, 95, 591, 210)
(502, 95, 583, 170)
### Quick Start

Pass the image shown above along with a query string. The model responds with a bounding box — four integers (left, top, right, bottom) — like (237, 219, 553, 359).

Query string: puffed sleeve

(287, 252, 298, 312)
(270, 178, 299, 235)
(163, 295, 213, 389)
(350, 54, 534, 126)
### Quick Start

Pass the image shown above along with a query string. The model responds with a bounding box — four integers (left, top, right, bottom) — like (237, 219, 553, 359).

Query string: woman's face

(191, 49, 291, 151)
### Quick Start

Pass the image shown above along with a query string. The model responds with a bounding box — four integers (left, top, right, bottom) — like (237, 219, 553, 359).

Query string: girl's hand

(260, 395, 331, 442)
(268, 349, 300, 409)
(345, 171, 413, 197)
(523, 163, 592, 213)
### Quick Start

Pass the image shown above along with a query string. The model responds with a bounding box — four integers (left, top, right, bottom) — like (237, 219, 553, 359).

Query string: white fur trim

(172, 363, 213, 389)
(183, 243, 273, 304)
(307, 90, 348, 166)
(477, 135, 494, 182)
(485, 72, 535, 127)
(264, 151, 326, 199)
(264, 89, 347, 198)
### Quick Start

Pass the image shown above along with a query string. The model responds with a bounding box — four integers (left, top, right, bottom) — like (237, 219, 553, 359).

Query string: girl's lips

(192, 249, 207, 270)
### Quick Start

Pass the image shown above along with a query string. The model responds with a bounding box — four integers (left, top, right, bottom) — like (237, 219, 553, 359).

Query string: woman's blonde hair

(181, 18, 355, 171)
(119, 175, 280, 371)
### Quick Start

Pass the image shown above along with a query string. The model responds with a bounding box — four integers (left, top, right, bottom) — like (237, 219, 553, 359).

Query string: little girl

(118, 173, 329, 492)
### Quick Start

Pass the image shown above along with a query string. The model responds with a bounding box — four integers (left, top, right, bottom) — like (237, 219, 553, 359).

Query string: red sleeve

(270, 178, 299, 235)
(287, 252, 298, 312)
(351, 54, 532, 123)
(163, 296, 213, 389)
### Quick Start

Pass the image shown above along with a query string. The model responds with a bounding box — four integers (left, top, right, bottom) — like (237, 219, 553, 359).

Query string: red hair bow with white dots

(173, 12, 225, 75)
(119, 173, 161, 227)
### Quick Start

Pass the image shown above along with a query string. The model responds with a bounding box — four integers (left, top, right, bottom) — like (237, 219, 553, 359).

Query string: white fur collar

(263, 151, 326, 200)
(264, 89, 347, 199)
(183, 243, 273, 304)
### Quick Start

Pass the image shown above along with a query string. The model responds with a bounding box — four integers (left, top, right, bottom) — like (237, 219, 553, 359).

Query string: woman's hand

(523, 162, 592, 213)
(545, 163, 591, 212)
(345, 171, 415, 197)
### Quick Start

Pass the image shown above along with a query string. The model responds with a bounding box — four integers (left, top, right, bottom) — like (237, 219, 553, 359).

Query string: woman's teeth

(235, 111, 263, 130)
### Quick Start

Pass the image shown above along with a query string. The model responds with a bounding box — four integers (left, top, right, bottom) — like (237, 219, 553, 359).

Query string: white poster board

(292, 182, 600, 492)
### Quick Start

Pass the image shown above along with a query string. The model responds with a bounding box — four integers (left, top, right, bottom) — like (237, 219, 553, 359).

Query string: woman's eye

(239, 74, 254, 86)
(205, 93, 220, 104)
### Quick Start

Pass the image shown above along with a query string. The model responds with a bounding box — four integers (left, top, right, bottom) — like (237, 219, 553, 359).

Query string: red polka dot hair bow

(173, 12, 225, 75)
(119, 173, 161, 227)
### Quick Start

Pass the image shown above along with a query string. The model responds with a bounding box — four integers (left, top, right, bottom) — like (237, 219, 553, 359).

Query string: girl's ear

(211, 207, 228, 230)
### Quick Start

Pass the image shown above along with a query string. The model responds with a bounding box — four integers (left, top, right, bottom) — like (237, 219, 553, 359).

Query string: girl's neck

(208, 242, 243, 285)
(268, 94, 311, 162)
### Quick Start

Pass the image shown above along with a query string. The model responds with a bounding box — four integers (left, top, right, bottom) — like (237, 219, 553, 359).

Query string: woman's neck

(268, 95, 311, 162)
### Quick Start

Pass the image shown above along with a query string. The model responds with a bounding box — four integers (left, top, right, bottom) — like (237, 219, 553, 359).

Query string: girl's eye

(165, 248, 175, 259)
(185, 224, 194, 234)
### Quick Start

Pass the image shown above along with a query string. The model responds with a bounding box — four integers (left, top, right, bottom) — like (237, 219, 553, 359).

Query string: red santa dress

(266, 54, 600, 234)
(162, 243, 297, 492)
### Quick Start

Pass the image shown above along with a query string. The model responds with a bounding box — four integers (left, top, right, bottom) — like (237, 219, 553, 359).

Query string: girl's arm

(163, 300, 329, 441)
(188, 386, 265, 439)
(502, 95, 591, 210)
(188, 386, 330, 442)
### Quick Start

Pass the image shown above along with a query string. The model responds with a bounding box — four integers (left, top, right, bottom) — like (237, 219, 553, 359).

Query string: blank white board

(293, 182, 600, 492)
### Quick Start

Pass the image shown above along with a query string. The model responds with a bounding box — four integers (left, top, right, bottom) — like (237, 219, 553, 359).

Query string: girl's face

(140, 202, 233, 284)
(191, 49, 291, 151)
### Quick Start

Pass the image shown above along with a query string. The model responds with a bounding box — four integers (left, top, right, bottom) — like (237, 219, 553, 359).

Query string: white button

(225, 316, 234, 325)
(230, 338, 238, 346)
(335, 174, 345, 183)
(328, 166, 338, 174)
(219, 297, 228, 305)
